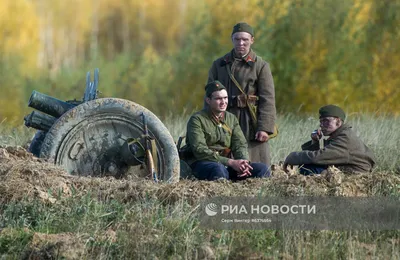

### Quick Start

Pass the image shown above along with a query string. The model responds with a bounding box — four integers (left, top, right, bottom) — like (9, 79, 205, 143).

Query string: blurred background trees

(0, 0, 399, 125)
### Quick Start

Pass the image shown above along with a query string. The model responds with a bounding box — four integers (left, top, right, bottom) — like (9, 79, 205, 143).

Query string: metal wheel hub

(55, 113, 158, 177)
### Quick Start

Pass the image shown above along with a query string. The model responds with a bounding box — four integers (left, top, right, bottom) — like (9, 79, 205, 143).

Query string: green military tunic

(185, 108, 249, 166)
(284, 124, 376, 173)
(208, 49, 276, 165)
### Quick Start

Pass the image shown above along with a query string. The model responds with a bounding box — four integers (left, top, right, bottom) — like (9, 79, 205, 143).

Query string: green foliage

(0, 57, 26, 125)
(0, 228, 33, 256)
(0, 123, 34, 147)
(0, 197, 205, 259)
(0, 196, 399, 258)
(1, 0, 400, 124)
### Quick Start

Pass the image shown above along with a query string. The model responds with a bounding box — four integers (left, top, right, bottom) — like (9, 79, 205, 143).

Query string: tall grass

(0, 120, 35, 147)
(1, 195, 399, 259)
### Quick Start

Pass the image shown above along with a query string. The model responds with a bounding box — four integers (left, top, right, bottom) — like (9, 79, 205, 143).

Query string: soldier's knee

(209, 164, 229, 180)
(251, 163, 270, 178)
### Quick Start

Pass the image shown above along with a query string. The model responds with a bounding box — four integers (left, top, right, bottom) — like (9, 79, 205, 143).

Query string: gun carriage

(24, 69, 180, 183)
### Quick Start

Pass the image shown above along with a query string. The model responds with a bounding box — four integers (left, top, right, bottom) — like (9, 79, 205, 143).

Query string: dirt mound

(1, 146, 399, 205)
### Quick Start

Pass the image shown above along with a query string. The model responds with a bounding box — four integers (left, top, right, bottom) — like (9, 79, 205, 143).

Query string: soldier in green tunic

(186, 81, 269, 181)
(283, 105, 376, 174)
(207, 22, 277, 167)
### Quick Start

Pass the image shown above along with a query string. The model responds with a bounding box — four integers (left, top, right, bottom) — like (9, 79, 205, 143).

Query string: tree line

(1, 0, 399, 125)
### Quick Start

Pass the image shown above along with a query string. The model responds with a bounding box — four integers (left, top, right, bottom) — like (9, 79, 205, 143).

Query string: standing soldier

(207, 22, 277, 166)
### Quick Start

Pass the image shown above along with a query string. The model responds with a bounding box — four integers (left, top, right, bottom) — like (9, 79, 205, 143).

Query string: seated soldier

(185, 80, 270, 181)
(283, 105, 376, 175)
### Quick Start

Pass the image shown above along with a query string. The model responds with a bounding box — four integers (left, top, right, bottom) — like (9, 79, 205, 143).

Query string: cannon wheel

(39, 98, 180, 183)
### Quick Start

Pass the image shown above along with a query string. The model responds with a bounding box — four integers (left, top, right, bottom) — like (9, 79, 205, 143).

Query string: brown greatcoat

(284, 124, 376, 173)
(207, 49, 276, 165)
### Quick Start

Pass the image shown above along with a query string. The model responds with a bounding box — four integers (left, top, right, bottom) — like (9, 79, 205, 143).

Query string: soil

(1, 145, 399, 258)
(1, 145, 399, 205)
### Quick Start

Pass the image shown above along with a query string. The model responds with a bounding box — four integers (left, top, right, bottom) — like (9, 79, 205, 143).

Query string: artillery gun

(24, 69, 180, 183)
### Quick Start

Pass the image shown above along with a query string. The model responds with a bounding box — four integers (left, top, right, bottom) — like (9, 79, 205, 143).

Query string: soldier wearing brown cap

(207, 22, 277, 167)
(283, 105, 376, 174)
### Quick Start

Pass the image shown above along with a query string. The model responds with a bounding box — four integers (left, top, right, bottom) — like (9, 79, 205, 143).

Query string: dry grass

(1, 146, 399, 206)
(1, 113, 399, 259)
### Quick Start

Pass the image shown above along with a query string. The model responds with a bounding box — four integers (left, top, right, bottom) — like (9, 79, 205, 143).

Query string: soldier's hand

(283, 156, 295, 173)
(283, 162, 291, 173)
(227, 159, 242, 172)
(311, 129, 322, 142)
(228, 159, 252, 174)
(238, 169, 252, 178)
(240, 160, 252, 170)
(255, 131, 269, 142)
(237, 161, 253, 177)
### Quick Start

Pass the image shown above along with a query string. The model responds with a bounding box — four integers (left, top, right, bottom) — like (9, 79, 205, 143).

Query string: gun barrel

(28, 90, 75, 118)
(24, 110, 57, 131)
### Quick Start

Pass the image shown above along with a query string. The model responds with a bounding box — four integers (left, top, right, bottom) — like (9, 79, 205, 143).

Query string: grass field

(0, 113, 399, 259)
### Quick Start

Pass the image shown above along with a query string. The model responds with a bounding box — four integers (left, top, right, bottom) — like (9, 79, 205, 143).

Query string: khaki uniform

(285, 124, 376, 173)
(207, 49, 276, 165)
(185, 108, 249, 166)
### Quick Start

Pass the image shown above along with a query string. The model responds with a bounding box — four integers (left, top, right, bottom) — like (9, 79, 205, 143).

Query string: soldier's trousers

(191, 161, 270, 181)
(248, 141, 271, 166)
(299, 164, 328, 175)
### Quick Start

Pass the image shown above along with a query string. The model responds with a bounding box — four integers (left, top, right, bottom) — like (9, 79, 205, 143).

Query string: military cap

(319, 105, 346, 121)
(232, 22, 254, 36)
(205, 81, 226, 97)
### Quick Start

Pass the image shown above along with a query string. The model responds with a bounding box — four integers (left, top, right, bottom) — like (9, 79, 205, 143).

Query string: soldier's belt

(233, 94, 259, 108)
(209, 146, 232, 157)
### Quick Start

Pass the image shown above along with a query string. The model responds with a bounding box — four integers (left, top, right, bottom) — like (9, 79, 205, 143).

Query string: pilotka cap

(205, 81, 226, 97)
(232, 22, 254, 36)
(319, 105, 346, 121)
